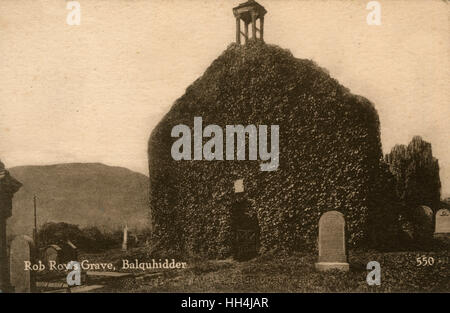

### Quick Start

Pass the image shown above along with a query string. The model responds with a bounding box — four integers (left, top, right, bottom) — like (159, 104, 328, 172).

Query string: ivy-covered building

(148, 1, 386, 259)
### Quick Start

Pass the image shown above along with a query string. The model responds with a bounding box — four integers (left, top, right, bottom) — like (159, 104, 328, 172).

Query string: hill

(7, 163, 149, 236)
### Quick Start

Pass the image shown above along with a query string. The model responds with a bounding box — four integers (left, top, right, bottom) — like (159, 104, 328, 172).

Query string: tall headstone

(122, 225, 128, 251)
(10, 235, 36, 293)
(434, 209, 450, 238)
(0, 161, 22, 292)
(315, 211, 349, 271)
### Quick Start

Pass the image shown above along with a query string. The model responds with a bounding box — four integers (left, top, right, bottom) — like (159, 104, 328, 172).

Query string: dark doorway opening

(231, 200, 260, 261)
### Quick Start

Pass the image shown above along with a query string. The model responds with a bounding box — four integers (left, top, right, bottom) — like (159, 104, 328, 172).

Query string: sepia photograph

(0, 0, 448, 303)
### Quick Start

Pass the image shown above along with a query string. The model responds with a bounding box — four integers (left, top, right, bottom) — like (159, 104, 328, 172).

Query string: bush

(37, 222, 84, 248)
(37, 222, 125, 252)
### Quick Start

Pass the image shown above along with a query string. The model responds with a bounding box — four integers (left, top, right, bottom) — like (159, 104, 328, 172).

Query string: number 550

(416, 256, 434, 266)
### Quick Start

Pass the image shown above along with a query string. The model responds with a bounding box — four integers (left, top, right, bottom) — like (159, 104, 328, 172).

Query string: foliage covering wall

(148, 42, 384, 258)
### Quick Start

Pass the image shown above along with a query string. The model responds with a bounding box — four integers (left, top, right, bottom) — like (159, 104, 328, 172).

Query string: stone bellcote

(233, 0, 267, 44)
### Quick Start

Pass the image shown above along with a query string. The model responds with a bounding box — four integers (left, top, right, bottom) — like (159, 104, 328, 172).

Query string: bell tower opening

(233, 0, 267, 45)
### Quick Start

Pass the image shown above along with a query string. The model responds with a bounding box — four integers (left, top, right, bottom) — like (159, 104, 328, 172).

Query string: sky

(0, 0, 449, 197)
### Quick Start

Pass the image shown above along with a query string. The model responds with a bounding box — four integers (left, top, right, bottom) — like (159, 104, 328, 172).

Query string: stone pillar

(260, 16, 264, 41)
(235, 17, 241, 44)
(0, 162, 22, 292)
(0, 218, 12, 292)
(251, 12, 257, 40)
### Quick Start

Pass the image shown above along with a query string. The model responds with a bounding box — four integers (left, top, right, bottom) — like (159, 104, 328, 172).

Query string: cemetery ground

(75, 247, 449, 293)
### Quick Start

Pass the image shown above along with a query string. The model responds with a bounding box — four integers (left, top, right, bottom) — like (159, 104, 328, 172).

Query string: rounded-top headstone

(315, 210, 349, 271)
(419, 205, 433, 219)
(412, 205, 434, 241)
(435, 209, 450, 234)
(44, 245, 62, 265)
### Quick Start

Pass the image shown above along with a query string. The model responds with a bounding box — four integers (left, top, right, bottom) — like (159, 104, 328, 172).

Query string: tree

(384, 136, 441, 245)
(385, 136, 441, 210)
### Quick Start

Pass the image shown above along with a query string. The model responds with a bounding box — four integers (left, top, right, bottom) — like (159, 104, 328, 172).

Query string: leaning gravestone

(62, 241, 78, 263)
(434, 209, 450, 239)
(315, 211, 349, 271)
(10, 235, 36, 293)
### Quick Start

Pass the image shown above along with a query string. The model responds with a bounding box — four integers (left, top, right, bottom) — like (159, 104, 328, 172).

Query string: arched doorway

(230, 200, 260, 261)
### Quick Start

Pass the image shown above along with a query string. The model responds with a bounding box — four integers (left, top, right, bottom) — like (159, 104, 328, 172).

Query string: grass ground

(79, 248, 449, 293)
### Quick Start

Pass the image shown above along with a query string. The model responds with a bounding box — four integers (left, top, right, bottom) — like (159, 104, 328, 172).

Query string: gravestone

(122, 225, 128, 251)
(10, 235, 36, 293)
(434, 209, 450, 239)
(43, 241, 78, 265)
(44, 245, 62, 266)
(315, 211, 349, 271)
(64, 240, 78, 262)
(419, 205, 433, 220)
